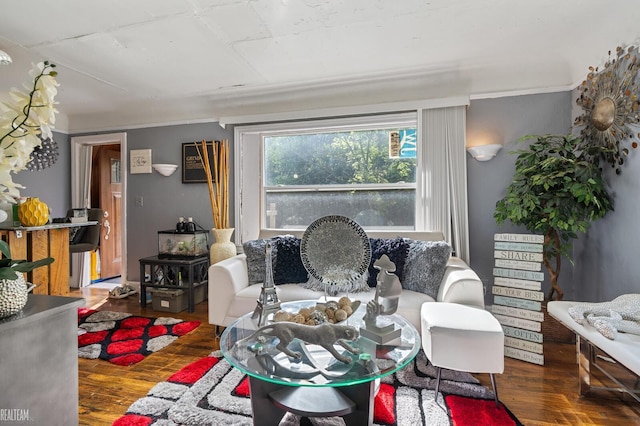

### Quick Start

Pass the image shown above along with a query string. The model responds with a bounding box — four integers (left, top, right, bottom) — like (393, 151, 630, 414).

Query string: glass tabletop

(220, 300, 421, 388)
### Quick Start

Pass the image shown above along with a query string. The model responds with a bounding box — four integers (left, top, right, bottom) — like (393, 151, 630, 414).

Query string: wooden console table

(0, 222, 97, 296)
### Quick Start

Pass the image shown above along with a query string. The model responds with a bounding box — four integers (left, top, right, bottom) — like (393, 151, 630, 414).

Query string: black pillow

(367, 237, 409, 287)
(272, 235, 308, 285)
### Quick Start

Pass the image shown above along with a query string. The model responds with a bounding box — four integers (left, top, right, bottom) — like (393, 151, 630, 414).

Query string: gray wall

(124, 123, 234, 281)
(572, 137, 640, 302)
(15, 92, 639, 303)
(14, 131, 71, 218)
(466, 92, 574, 304)
(18, 124, 232, 284)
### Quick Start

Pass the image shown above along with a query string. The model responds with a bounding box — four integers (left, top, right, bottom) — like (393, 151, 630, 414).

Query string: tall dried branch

(196, 139, 229, 229)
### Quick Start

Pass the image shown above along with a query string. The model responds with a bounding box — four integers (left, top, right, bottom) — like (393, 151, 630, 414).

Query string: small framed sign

(182, 141, 215, 183)
(130, 149, 152, 174)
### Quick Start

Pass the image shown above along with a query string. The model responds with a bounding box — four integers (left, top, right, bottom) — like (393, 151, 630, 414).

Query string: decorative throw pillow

(402, 239, 451, 299)
(366, 238, 410, 288)
(272, 235, 308, 285)
(242, 239, 270, 285)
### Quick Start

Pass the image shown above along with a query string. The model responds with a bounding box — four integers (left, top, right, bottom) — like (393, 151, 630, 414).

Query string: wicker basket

(542, 303, 575, 344)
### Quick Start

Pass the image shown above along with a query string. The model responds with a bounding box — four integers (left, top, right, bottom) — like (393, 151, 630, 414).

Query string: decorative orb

(0, 275, 29, 319)
(334, 309, 348, 322)
(338, 296, 352, 307)
(18, 197, 49, 227)
(309, 310, 328, 324)
(273, 310, 291, 322)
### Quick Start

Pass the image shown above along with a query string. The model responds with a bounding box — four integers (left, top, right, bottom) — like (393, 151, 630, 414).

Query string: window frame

(234, 112, 422, 242)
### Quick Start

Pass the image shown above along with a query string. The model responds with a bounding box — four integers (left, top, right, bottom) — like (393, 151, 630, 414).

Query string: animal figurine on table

(236, 322, 360, 363)
(568, 294, 640, 340)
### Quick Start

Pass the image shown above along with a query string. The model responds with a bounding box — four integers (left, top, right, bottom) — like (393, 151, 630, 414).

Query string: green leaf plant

(494, 134, 614, 301)
(0, 239, 54, 281)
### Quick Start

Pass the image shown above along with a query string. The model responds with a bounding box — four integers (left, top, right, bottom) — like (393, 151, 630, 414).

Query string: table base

(249, 376, 375, 425)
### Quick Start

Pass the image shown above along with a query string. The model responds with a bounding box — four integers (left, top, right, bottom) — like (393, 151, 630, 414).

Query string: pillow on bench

(243, 236, 308, 285)
(402, 239, 451, 299)
(243, 238, 271, 285)
(272, 235, 308, 285)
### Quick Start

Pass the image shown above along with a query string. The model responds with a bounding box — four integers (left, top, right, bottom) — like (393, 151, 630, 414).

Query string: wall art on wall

(26, 136, 59, 171)
(574, 45, 640, 174)
(130, 149, 152, 174)
(182, 141, 215, 183)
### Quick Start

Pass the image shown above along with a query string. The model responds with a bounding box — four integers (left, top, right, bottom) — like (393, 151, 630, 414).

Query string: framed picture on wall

(182, 141, 215, 183)
(130, 149, 152, 174)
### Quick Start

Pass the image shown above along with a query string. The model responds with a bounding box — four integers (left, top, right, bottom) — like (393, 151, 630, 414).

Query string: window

(264, 126, 416, 229)
(233, 102, 469, 259)
(236, 113, 419, 239)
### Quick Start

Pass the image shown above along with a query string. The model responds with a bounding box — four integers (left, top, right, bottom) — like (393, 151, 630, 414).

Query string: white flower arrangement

(0, 61, 58, 203)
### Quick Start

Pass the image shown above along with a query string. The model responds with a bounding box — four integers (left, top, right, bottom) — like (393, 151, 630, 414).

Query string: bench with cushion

(548, 301, 640, 403)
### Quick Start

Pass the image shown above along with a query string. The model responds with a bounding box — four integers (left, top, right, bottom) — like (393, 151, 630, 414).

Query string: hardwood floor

(73, 287, 640, 425)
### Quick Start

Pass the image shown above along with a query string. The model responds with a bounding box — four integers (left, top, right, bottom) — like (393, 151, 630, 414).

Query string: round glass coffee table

(220, 300, 421, 425)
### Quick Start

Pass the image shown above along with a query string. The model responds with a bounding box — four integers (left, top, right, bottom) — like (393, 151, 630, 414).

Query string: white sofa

(208, 230, 485, 333)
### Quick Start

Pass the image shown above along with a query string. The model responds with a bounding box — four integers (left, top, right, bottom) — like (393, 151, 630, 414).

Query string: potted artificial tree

(494, 134, 614, 301)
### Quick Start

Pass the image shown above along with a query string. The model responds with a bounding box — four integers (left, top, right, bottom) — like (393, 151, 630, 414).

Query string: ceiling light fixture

(467, 144, 502, 162)
(0, 49, 12, 65)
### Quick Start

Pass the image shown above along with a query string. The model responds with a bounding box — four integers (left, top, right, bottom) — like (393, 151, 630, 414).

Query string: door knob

(104, 219, 111, 240)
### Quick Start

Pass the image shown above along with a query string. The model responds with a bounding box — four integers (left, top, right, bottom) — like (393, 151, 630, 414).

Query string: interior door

(98, 148, 122, 278)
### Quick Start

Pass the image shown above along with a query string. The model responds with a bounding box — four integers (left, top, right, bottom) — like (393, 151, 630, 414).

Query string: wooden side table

(139, 255, 209, 313)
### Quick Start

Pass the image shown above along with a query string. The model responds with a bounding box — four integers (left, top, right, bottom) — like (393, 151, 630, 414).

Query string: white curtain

(420, 106, 470, 263)
(74, 145, 93, 287)
(73, 145, 92, 208)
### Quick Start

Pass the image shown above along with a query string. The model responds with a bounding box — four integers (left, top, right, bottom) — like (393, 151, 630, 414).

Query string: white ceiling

(1, 0, 639, 133)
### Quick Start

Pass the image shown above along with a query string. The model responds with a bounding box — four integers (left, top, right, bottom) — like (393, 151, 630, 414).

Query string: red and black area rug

(77, 308, 200, 366)
(113, 350, 522, 425)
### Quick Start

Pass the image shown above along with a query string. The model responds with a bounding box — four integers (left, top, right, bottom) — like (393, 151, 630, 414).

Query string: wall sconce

(152, 163, 178, 176)
(0, 49, 12, 65)
(467, 144, 502, 162)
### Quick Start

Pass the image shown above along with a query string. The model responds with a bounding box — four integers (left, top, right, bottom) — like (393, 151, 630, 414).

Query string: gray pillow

(402, 240, 451, 299)
(242, 239, 270, 285)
